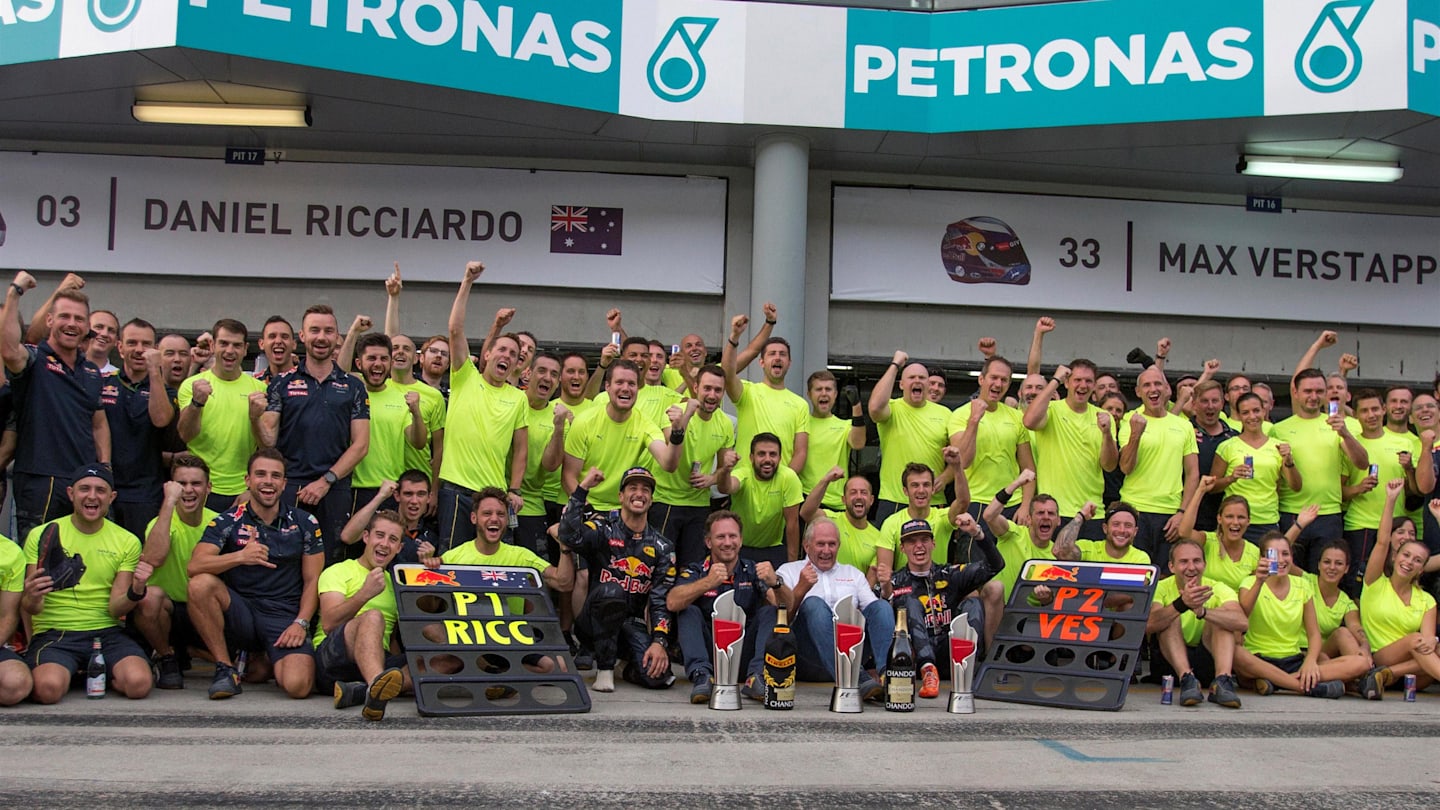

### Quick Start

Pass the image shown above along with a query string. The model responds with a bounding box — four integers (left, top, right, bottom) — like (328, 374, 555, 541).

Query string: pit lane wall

(3, 0, 1440, 130)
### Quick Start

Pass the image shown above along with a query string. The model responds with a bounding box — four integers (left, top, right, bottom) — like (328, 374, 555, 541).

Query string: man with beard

(254, 316, 297, 384)
(2, 271, 110, 541)
(747, 516, 891, 702)
(439, 487, 572, 589)
(517, 352, 568, 558)
(722, 306, 808, 475)
(1271, 368, 1368, 569)
(1054, 501, 1150, 565)
(187, 448, 324, 700)
(347, 333, 425, 517)
(667, 510, 782, 703)
(716, 434, 803, 567)
(558, 353, 596, 422)
(801, 467, 888, 587)
(1146, 538, 1247, 708)
(341, 472, 436, 565)
(559, 467, 675, 693)
(870, 351, 952, 524)
(318, 510, 409, 721)
(884, 515, 1003, 699)
(102, 319, 175, 539)
(436, 261, 527, 552)
(1190, 379, 1239, 533)
(651, 365, 735, 567)
(1023, 346, 1117, 540)
(983, 470, 1074, 602)
(799, 370, 865, 514)
(1339, 389, 1432, 594)
(418, 336, 451, 402)
(926, 367, 948, 405)
(260, 305, 370, 565)
(563, 359, 687, 512)
(664, 333, 709, 394)
(950, 356, 1035, 541)
(22, 464, 152, 703)
(135, 454, 218, 688)
(178, 319, 267, 513)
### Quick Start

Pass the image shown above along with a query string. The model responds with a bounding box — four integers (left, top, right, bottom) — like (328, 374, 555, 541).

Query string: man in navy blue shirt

(260, 304, 370, 565)
(102, 318, 175, 539)
(187, 448, 324, 700)
(0, 271, 109, 542)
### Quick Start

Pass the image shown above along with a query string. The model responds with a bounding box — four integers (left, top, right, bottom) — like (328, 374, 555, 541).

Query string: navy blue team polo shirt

(101, 371, 175, 504)
(265, 363, 369, 482)
(8, 340, 103, 478)
(201, 502, 324, 606)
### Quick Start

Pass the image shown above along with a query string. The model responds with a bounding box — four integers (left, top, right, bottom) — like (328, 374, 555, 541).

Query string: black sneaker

(689, 672, 713, 705)
(1126, 348, 1155, 368)
(741, 674, 766, 702)
(1306, 679, 1344, 699)
(1178, 671, 1203, 707)
(208, 663, 242, 700)
(1359, 667, 1389, 701)
(574, 648, 595, 671)
(860, 676, 884, 704)
(36, 523, 86, 592)
(154, 654, 184, 690)
(334, 680, 365, 709)
(1208, 674, 1242, 709)
(363, 667, 405, 721)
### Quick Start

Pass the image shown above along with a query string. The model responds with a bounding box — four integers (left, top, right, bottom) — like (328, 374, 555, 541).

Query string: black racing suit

(558, 486, 676, 687)
(888, 529, 1003, 669)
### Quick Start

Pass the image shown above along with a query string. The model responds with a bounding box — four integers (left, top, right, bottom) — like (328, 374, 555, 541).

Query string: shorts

(0, 646, 23, 665)
(1256, 652, 1306, 674)
(224, 589, 314, 663)
(315, 620, 407, 683)
(26, 626, 146, 676)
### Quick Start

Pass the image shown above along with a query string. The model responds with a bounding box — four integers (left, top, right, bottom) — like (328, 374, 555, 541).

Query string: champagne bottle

(763, 607, 796, 710)
(85, 638, 106, 699)
(885, 607, 915, 712)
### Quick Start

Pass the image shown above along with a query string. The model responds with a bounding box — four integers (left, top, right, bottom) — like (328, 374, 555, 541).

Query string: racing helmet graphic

(940, 216, 1031, 285)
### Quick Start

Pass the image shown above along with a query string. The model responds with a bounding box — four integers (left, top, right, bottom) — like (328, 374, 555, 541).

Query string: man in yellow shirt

(1054, 502, 1151, 566)
(870, 350, 952, 524)
(650, 365, 735, 566)
(563, 360, 687, 512)
(319, 510, 409, 721)
(177, 318, 268, 513)
(799, 370, 865, 513)
(1118, 366, 1199, 573)
(717, 434, 804, 567)
(951, 356, 1035, 539)
(800, 466, 889, 586)
(722, 306, 808, 475)
(1023, 355, 1117, 541)
(1145, 538, 1248, 708)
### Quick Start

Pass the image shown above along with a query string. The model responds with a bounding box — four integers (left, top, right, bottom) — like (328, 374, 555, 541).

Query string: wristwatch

(323, 470, 338, 485)
(293, 618, 311, 631)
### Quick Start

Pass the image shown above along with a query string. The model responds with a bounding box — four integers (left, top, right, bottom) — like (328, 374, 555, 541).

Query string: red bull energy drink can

(1242, 456, 1254, 479)
(1267, 548, 1278, 575)
(1404, 674, 1417, 702)
(672, 344, 681, 356)
(611, 332, 622, 347)
(691, 461, 703, 477)
(1368, 464, 1380, 479)
(1161, 675, 1174, 704)
(1328, 400, 1339, 417)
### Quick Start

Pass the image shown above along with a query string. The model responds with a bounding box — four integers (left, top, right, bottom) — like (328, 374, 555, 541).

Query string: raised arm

(384, 262, 403, 337)
(447, 261, 485, 373)
(984, 469, 1034, 537)
(337, 314, 371, 374)
(1177, 476, 1214, 543)
(1027, 317, 1054, 376)
(1023, 364, 1068, 431)
(479, 307, 516, 371)
(1, 271, 36, 375)
(22, 272, 84, 346)
(720, 314, 749, 403)
(800, 466, 844, 523)
(943, 445, 971, 525)
(1052, 501, 1096, 562)
(869, 350, 906, 422)
(1293, 330, 1337, 385)
(734, 302, 776, 373)
(1366, 480, 1406, 586)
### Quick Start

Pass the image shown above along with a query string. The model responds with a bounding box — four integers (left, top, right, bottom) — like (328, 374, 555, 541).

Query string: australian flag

(550, 205, 623, 256)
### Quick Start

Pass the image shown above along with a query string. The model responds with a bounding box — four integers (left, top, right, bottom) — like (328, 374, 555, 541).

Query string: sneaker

(37, 523, 86, 592)
(1253, 677, 1275, 697)
(1126, 347, 1155, 368)
(689, 672, 713, 705)
(1208, 674, 1242, 709)
(741, 674, 766, 702)
(574, 649, 595, 671)
(484, 685, 519, 701)
(154, 654, 184, 690)
(334, 680, 365, 709)
(1306, 679, 1344, 700)
(919, 663, 941, 699)
(1360, 667, 1390, 701)
(860, 676, 884, 704)
(208, 662, 242, 700)
(1177, 671, 1203, 707)
(362, 667, 405, 721)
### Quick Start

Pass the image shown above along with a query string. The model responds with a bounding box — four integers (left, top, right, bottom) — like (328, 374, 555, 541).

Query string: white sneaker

(592, 669, 615, 692)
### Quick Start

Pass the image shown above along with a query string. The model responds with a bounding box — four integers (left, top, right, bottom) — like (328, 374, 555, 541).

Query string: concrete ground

(1, 666, 1437, 808)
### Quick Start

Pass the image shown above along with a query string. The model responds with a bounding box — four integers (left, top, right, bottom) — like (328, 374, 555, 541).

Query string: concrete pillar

(750, 133, 810, 393)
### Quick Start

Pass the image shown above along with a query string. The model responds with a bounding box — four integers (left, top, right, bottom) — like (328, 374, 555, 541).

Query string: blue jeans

(676, 603, 769, 682)
(789, 597, 893, 683)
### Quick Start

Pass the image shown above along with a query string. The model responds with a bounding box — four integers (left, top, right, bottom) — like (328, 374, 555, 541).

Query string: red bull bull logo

(405, 569, 460, 586)
(1028, 563, 1079, 583)
(599, 556, 654, 594)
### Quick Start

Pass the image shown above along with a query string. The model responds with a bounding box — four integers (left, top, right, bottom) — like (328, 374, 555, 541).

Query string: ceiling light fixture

(132, 101, 311, 127)
(1237, 155, 1402, 183)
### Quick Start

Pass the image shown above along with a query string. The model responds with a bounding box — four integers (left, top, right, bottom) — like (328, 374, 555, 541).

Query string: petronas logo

(1295, 0, 1372, 93)
(87, 0, 143, 33)
(646, 17, 718, 103)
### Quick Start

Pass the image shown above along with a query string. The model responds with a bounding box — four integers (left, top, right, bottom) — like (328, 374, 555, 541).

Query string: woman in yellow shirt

(1304, 539, 1372, 675)
(1358, 481, 1440, 699)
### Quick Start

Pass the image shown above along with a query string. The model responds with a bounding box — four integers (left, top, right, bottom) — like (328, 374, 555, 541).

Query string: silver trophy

(709, 590, 746, 711)
(830, 595, 866, 713)
(947, 612, 978, 714)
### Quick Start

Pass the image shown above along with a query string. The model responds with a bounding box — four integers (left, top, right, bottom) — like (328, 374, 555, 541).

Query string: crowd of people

(1, 261, 1437, 719)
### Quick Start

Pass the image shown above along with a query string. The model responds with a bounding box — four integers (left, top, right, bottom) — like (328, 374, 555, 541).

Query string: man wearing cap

(748, 515, 893, 703)
(558, 465, 676, 693)
(883, 513, 1003, 700)
(667, 510, 782, 703)
(1, 271, 110, 542)
(21, 463, 152, 702)
(186, 448, 324, 700)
